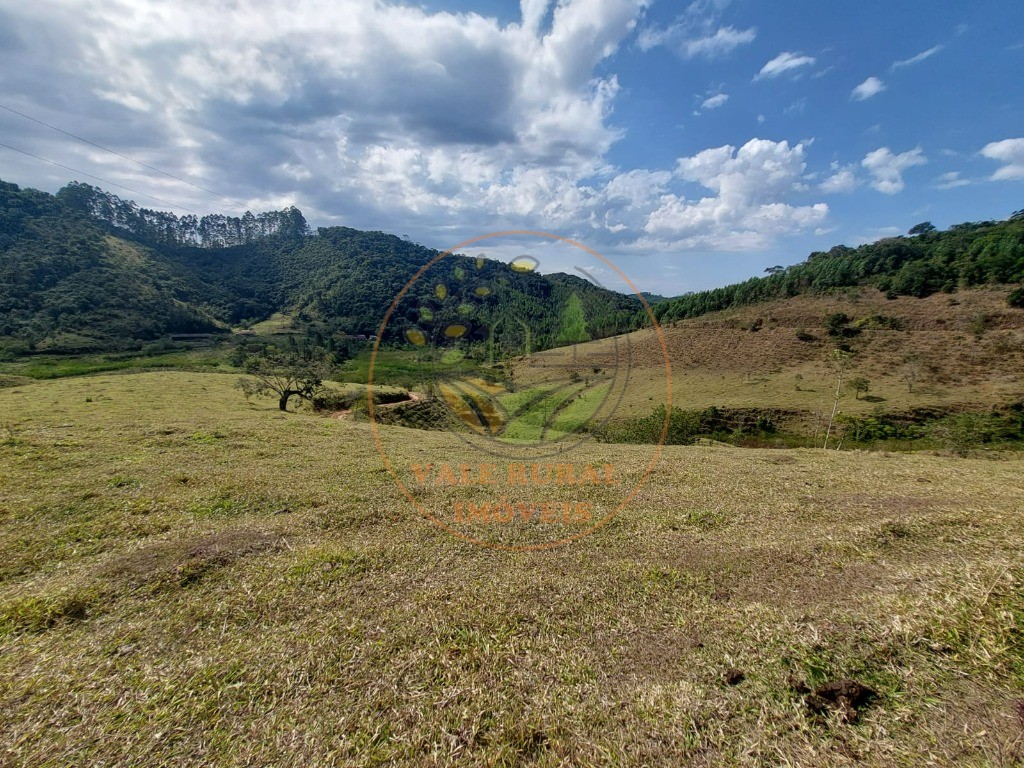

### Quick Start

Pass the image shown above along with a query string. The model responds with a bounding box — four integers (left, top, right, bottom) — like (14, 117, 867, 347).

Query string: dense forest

(4, 177, 1023, 358)
(653, 214, 1024, 325)
(0, 180, 644, 356)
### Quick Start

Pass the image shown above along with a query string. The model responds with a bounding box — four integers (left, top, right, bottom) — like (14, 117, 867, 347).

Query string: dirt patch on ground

(800, 678, 878, 723)
(102, 528, 283, 591)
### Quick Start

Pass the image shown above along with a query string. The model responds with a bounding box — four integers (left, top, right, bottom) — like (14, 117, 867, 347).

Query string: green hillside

(0, 180, 644, 356)
(0, 182, 226, 354)
(654, 215, 1024, 325)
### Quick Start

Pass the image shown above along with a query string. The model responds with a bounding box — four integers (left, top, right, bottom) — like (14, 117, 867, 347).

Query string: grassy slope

(1, 371, 1023, 765)
(522, 287, 1024, 422)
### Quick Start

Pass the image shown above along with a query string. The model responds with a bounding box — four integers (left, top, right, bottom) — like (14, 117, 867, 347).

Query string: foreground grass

(1, 372, 1023, 766)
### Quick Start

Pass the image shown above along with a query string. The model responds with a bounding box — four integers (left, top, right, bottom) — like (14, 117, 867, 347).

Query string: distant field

(0, 348, 231, 380)
(522, 287, 1024, 422)
(1, 371, 1022, 766)
(246, 312, 296, 335)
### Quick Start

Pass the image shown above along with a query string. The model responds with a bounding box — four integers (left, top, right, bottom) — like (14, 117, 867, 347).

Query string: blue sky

(0, 0, 1022, 295)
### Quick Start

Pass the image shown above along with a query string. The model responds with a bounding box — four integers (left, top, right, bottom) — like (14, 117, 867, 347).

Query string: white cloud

(980, 138, 1024, 181)
(520, 0, 554, 34)
(820, 164, 859, 193)
(861, 147, 927, 194)
(698, 93, 729, 111)
(891, 44, 943, 70)
(784, 99, 806, 116)
(754, 51, 816, 80)
(638, 24, 755, 58)
(935, 171, 970, 189)
(851, 76, 886, 101)
(0, 0, 834, 261)
(1, 0, 651, 222)
(642, 139, 828, 249)
(682, 26, 757, 58)
(638, 1, 755, 59)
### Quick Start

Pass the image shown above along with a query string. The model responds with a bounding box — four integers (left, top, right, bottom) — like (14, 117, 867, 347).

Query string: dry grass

(1, 371, 1023, 766)
(522, 287, 1024, 419)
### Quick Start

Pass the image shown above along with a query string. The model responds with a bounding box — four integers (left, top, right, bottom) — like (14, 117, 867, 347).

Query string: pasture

(0, 371, 1022, 766)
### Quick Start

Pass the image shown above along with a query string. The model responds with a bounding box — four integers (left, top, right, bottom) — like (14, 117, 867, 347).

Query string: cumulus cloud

(754, 52, 816, 80)
(861, 147, 927, 194)
(851, 76, 886, 101)
(891, 45, 943, 70)
(0, 0, 648, 216)
(820, 164, 859, 193)
(0, 0, 833, 262)
(980, 138, 1024, 181)
(642, 139, 828, 249)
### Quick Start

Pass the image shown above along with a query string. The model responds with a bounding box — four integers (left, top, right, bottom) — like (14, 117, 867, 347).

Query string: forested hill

(0, 180, 644, 354)
(654, 215, 1024, 325)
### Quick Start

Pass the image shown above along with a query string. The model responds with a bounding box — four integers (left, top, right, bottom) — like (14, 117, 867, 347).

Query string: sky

(0, 0, 1022, 296)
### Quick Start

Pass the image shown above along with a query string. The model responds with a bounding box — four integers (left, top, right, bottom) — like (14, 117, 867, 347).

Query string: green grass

(497, 382, 587, 442)
(246, 312, 296, 335)
(0, 371, 1023, 766)
(547, 381, 611, 437)
(0, 349, 230, 380)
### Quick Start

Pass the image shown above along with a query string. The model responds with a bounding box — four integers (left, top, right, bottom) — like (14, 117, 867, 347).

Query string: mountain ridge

(0, 180, 645, 355)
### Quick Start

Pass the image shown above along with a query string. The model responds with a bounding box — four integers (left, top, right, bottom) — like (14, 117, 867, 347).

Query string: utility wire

(0, 102, 249, 209)
(0, 140, 201, 214)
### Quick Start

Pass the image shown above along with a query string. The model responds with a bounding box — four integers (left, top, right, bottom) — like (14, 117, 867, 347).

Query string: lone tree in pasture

(236, 352, 328, 411)
(849, 376, 870, 400)
(899, 356, 921, 393)
(823, 348, 854, 450)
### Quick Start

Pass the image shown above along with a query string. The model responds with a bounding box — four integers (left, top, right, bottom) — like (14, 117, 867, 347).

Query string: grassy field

(522, 287, 1024, 422)
(1, 371, 1023, 766)
(0, 348, 232, 380)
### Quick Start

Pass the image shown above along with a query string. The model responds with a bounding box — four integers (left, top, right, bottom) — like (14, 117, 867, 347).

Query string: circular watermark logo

(369, 231, 671, 550)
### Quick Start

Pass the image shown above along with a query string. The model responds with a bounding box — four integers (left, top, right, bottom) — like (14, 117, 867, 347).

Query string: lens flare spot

(510, 256, 539, 273)
(435, 284, 448, 300)
(444, 324, 468, 339)
(406, 329, 426, 346)
(474, 286, 491, 297)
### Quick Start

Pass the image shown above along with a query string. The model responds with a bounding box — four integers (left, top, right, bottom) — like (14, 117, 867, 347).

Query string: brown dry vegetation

(521, 287, 1024, 421)
(1, 371, 1023, 766)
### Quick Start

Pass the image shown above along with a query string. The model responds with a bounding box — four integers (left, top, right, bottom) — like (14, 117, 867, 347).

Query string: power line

(0, 140, 201, 214)
(0, 102, 250, 210)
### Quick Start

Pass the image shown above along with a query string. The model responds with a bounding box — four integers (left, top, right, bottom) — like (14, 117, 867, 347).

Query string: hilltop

(653, 215, 1024, 324)
(0, 180, 644, 356)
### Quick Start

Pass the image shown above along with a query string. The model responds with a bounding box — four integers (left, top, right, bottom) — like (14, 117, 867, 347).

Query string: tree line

(57, 182, 310, 248)
(653, 214, 1024, 325)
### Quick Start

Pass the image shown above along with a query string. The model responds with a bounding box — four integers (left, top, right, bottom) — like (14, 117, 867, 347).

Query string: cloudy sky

(1, 0, 1022, 295)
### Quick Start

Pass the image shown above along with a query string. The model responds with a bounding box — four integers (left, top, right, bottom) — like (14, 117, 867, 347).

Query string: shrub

(930, 413, 994, 457)
(826, 313, 861, 338)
